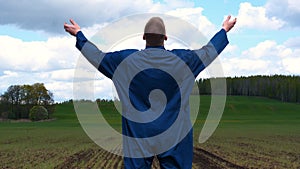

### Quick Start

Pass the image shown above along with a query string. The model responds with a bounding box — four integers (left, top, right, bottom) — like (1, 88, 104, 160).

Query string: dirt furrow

(55, 147, 245, 169)
(193, 147, 246, 169)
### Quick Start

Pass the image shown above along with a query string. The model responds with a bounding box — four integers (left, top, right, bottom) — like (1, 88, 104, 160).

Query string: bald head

(143, 17, 167, 47)
(144, 17, 166, 35)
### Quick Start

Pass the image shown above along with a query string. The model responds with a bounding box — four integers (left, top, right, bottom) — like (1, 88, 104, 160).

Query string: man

(64, 15, 236, 169)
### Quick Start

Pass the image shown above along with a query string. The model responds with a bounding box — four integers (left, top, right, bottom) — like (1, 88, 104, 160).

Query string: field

(194, 96, 300, 168)
(0, 96, 299, 169)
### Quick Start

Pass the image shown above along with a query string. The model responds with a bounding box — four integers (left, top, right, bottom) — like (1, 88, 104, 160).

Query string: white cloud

(1, 1, 298, 102)
(221, 44, 239, 56)
(0, 35, 78, 72)
(221, 57, 272, 76)
(0, 0, 153, 33)
(221, 38, 300, 76)
(287, 0, 300, 11)
(0, 67, 114, 102)
(266, 0, 300, 27)
(163, 0, 194, 9)
(236, 2, 285, 30)
(284, 37, 300, 48)
(47, 76, 113, 102)
(0, 32, 82, 101)
(2, 7, 215, 102)
(3, 70, 18, 77)
(167, 7, 217, 37)
(282, 57, 300, 73)
(50, 69, 75, 81)
(242, 40, 292, 59)
(45, 81, 73, 102)
(0, 0, 196, 34)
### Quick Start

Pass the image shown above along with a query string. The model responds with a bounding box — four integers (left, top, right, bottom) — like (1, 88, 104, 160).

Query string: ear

(143, 34, 146, 40)
(164, 35, 168, 41)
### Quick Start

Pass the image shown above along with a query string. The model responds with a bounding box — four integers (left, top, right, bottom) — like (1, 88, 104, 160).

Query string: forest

(197, 75, 300, 103)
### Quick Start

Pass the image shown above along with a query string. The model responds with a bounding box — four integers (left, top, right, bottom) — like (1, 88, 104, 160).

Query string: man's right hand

(222, 15, 237, 33)
(64, 19, 81, 36)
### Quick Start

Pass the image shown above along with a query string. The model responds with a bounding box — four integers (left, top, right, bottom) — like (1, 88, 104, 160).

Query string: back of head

(144, 17, 167, 47)
(144, 17, 166, 35)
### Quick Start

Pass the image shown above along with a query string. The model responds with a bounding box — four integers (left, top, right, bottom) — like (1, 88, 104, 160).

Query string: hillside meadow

(0, 96, 299, 168)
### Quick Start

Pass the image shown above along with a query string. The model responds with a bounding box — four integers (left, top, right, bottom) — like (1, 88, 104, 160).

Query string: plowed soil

(55, 147, 245, 169)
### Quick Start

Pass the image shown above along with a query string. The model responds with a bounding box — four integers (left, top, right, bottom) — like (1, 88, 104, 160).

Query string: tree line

(196, 75, 300, 103)
(0, 83, 54, 119)
(1, 75, 299, 120)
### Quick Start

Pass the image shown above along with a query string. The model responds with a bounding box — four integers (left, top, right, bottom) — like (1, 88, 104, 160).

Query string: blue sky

(0, 0, 299, 102)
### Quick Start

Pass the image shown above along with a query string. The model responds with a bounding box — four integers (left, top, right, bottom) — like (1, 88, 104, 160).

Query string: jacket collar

(145, 46, 165, 50)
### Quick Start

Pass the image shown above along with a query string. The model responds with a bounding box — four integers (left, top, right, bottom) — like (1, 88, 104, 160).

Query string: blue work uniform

(75, 29, 228, 169)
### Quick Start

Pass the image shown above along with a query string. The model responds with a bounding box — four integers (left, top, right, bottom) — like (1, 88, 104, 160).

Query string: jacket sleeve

(75, 31, 106, 70)
(75, 31, 134, 79)
(193, 29, 229, 68)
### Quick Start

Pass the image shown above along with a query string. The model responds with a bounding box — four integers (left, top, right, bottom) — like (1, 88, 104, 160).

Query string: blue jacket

(76, 29, 228, 168)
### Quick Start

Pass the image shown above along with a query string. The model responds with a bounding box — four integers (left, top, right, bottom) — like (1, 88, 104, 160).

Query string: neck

(146, 42, 164, 47)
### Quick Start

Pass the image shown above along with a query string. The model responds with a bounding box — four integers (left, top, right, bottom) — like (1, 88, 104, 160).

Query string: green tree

(2, 85, 22, 119)
(31, 83, 54, 105)
(0, 83, 54, 119)
(29, 106, 48, 121)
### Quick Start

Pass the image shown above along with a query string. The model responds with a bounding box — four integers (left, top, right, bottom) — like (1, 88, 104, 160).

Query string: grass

(0, 96, 299, 168)
(194, 96, 300, 168)
(0, 102, 94, 168)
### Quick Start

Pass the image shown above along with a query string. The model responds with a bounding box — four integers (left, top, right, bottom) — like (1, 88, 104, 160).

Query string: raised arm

(64, 19, 105, 70)
(193, 15, 237, 68)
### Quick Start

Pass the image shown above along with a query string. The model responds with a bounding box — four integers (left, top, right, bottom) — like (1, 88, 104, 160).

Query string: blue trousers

(123, 131, 193, 169)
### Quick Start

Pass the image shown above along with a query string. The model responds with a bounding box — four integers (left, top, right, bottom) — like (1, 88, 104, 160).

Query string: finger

(226, 15, 231, 21)
(64, 26, 69, 31)
(234, 18, 237, 23)
(64, 24, 70, 29)
(70, 19, 77, 26)
(231, 18, 237, 25)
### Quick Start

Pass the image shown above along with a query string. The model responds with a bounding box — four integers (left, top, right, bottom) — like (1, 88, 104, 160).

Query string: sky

(0, 0, 300, 102)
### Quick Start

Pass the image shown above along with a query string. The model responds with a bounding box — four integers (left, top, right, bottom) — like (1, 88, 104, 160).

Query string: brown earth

(55, 147, 245, 169)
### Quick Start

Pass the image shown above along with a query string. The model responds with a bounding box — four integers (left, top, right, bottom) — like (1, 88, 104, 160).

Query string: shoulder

(168, 49, 196, 59)
(106, 49, 139, 57)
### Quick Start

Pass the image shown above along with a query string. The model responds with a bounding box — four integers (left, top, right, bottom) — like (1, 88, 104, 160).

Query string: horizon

(2, 74, 299, 103)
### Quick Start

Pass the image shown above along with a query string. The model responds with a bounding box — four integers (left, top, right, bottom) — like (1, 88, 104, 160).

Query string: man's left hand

(64, 19, 81, 36)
